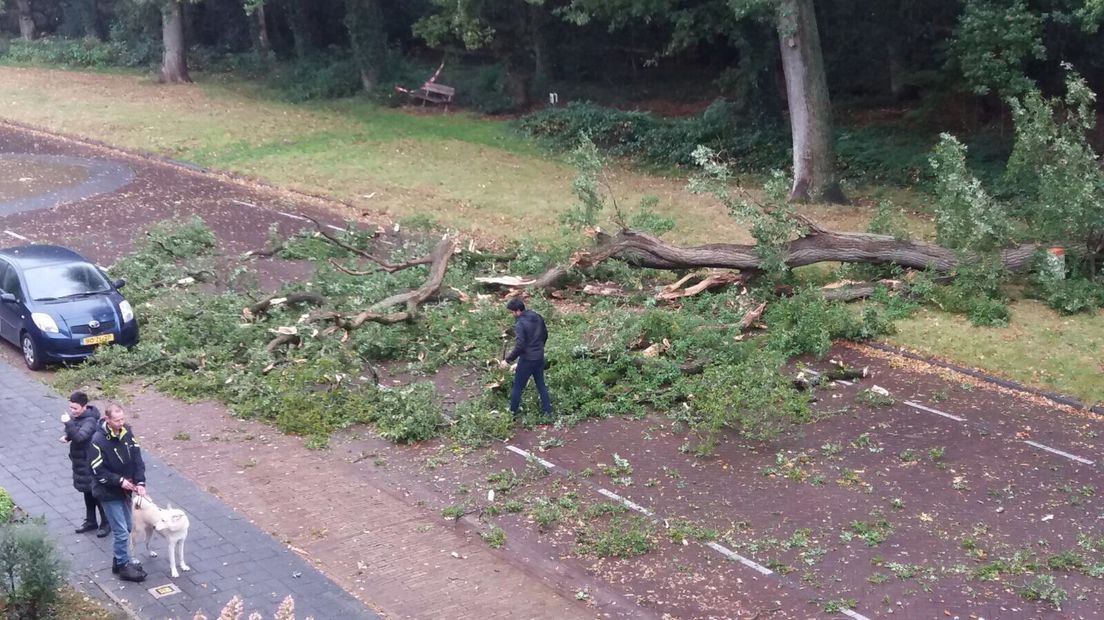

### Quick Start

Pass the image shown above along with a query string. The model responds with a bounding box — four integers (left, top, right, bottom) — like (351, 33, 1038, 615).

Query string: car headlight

(31, 313, 59, 334)
(119, 300, 135, 324)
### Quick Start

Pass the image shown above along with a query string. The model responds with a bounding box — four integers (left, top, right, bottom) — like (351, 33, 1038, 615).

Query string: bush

(763, 290, 864, 358)
(270, 54, 363, 102)
(0, 488, 13, 524)
(373, 382, 443, 444)
(0, 520, 66, 620)
(0, 36, 133, 68)
(1032, 277, 1104, 315)
(690, 348, 812, 449)
(518, 99, 788, 171)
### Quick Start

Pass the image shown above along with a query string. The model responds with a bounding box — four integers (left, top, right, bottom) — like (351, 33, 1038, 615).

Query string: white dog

(130, 495, 191, 578)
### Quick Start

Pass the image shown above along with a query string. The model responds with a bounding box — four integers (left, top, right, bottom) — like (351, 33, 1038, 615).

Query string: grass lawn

(0, 65, 1099, 406)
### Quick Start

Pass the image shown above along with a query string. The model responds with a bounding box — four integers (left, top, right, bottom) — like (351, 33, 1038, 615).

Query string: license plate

(82, 333, 115, 346)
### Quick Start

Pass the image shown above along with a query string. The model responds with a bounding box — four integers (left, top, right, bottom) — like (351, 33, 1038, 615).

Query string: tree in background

(13, 0, 35, 40)
(344, 0, 386, 93)
(159, 0, 190, 82)
(414, 0, 556, 107)
(563, 0, 845, 203)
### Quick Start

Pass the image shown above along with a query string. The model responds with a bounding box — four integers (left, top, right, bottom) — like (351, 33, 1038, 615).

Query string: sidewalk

(0, 361, 377, 620)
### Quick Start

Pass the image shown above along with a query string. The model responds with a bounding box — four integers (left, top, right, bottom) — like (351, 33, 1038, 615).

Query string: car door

(0, 262, 20, 343)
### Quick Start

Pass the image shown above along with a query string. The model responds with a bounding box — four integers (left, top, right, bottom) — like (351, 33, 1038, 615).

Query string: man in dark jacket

(90, 403, 148, 582)
(502, 298, 553, 417)
(59, 392, 108, 537)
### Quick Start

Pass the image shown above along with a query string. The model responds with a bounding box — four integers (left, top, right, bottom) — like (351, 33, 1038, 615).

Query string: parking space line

(904, 400, 966, 422)
(704, 541, 774, 576)
(504, 445, 556, 469)
(274, 209, 346, 232)
(596, 488, 653, 516)
(1023, 440, 1095, 465)
(3, 230, 29, 241)
(840, 608, 873, 620)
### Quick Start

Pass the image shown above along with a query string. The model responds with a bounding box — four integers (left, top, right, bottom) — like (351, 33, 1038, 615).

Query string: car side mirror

(0, 293, 15, 303)
(113, 278, 126, 290)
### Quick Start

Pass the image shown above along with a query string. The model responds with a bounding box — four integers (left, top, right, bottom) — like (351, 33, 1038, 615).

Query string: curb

(862, 342, 1104, 415)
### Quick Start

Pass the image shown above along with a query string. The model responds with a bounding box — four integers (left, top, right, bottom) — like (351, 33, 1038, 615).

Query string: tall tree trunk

(345, 0, 386, 93)
(255, 2, 272, 58)
(15, 0, 35, 41)
(84, 0, 101, 40)
(887, 39, 905, 100)
(283, 0, 314, 59)
(776, 0, 846, 204)
(160, 1, 191, 84)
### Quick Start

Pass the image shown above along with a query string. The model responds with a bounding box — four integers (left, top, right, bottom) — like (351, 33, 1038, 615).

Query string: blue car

(0, 245, 138, 370)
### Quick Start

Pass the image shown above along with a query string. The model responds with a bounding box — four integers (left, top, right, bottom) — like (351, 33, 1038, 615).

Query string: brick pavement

(0, 361, 377, 620)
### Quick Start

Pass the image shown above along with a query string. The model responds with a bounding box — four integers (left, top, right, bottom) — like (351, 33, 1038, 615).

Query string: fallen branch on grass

(657, 271, 743, 301)
(309, 238, 458, 331)
(246, 292, 325, 318)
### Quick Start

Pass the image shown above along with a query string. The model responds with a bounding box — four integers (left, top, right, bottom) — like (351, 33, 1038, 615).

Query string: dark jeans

(510, 357, 552, 414)
(83, 491, 107, 525)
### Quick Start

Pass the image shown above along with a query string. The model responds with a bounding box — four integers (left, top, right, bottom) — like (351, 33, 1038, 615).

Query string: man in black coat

(90, 403, 148, 582)
(59, 391, 108, 537)
(502, 298, 553, 417)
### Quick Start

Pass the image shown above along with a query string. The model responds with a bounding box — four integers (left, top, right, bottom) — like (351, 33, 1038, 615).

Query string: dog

(130, 494, 191, 578)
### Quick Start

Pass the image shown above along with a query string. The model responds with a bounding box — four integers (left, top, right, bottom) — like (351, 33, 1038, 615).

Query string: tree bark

(255, 2, 272, 58)
(160, 1, 191, 84)
(15, 0, 35, 41)
(776, 0, 846, 203)
(345, 0, 386, 94)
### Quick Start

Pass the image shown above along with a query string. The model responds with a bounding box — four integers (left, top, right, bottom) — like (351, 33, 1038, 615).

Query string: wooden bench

(410, 82, 455, 108)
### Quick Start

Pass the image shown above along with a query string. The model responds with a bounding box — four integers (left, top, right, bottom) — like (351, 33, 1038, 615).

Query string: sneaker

(118, 562, 146, 582)
(75, 521, 98, 534)
(96, 524, 111, 538)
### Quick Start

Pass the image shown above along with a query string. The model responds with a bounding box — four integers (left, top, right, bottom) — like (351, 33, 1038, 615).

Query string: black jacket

(506, 310, 548, 362)
(90, 423, 146, 502)
(64, 405, 101, 493)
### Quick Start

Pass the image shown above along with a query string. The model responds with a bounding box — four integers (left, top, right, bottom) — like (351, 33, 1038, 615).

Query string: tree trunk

(15, 0, 35, 41)
(283, 0, 314, 59)
(255, 2, 272, 58)
(776, 0, 846, 204)
(160, 1, 191, 84)
(345, 0, 386, 94)
(887, 39, 905, 100)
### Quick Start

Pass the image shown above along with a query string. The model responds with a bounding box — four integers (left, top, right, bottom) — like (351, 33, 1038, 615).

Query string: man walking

(90, 403, 147, 582)
(60, 392, 109, 537)
(502, 298, 553, 418)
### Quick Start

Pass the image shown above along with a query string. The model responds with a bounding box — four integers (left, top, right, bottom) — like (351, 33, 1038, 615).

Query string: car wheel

(21, 332, 44, 371)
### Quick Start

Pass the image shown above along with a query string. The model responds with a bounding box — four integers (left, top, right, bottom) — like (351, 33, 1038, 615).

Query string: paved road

(0, 361, 378, 620)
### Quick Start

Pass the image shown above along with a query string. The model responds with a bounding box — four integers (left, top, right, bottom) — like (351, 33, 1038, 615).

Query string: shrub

(373, 382, 443, 444)
(270, 54, 363, 102)
(690, 348, 811, 450)
(0, 519, 66, 619)
(0, 36, 132, 68)
(763, 290, 864, 358)
(0, 488, 13, 524)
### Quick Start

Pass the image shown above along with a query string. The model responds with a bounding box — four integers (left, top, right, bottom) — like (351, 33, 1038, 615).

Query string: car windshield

(24, 263, 113, 301)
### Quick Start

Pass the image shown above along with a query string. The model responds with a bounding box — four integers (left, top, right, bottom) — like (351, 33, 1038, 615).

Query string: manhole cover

(148, 583, 182, 599)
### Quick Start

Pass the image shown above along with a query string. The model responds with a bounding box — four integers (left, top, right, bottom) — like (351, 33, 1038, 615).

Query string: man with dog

(90, 403, 148, 582)
(59, 391, 110, 538)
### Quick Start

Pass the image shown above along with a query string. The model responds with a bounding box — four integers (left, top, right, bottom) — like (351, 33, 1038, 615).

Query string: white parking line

(704, 542, 774, 576)
(840, 608, 873, 620)
(596, 488, 653, 516)
(904, 400, 966, 422)
(274, 209, 346, 232)
(3, 230, 29, 241)
(836, 379, 853, 386)
(504, 445, 556, 469)
(1023, 440, 1095, 465)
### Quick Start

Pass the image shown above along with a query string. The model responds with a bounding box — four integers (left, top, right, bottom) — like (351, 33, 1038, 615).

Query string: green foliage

(271, 54, 364, 102)
(1047, 551, 1086, 571)
(666, 520, 719, 543)
(1019, 574, 1068, 608)
(518, 100, 788, 172)
(451, 400, 513, 446)
(848, 519, 893, 546)
(762, 290, 866, 358)
(373, 383, 444, 444)
(531, 499, 562, 531)
(481, 525, 506, 549)
(0, 489, 12, 524)
(1006, 71, 1104, 258)
(856, 388, 895, 408)
(689, 348, 811, 448)
(951, 0, 1045, 97)
(0, 36, 133, 68)
(0, 520, 66, 619)
(931, 134, 1011, 253)
(1032, 276, 1104, 315)
(576, 516, 654, 558)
